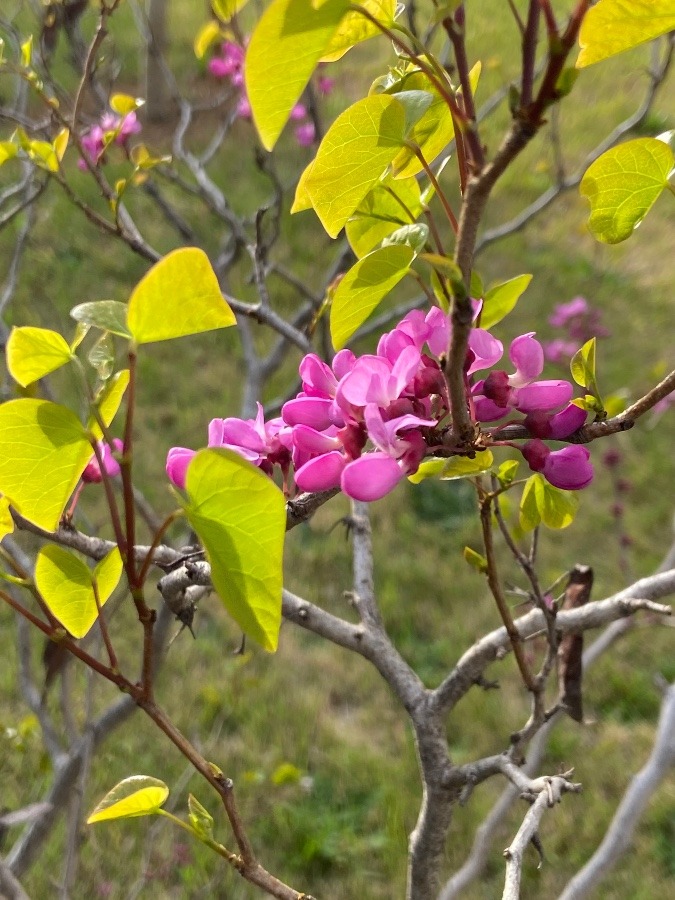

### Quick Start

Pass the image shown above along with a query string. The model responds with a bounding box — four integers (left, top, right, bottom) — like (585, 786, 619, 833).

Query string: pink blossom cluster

(543, 296, 609, 364)
(78, 112, 141, 170)
(207, 41, 328, 146)
(167, 308, 594, 502)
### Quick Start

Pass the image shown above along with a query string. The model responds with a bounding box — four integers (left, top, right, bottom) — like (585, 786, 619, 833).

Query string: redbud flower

(83, 440, 123, 484)
(295, 122, 316, 147)
(521, 439, 593, 490)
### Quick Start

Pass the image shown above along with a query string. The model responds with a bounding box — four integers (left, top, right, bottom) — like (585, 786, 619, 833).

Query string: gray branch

(502, 774, 582, 900)
(558, 681, 675, 900)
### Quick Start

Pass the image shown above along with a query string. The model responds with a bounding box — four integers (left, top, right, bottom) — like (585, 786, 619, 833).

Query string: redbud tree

(0, 1, 674, 898)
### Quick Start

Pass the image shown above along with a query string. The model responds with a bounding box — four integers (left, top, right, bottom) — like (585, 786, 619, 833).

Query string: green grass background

(0, 1, 674, 897)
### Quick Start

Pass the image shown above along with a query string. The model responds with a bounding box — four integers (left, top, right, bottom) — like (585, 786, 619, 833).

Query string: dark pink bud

(524, 410, 552, 438)
(521, 438, 550, 472)
(482, 370, 511, 407)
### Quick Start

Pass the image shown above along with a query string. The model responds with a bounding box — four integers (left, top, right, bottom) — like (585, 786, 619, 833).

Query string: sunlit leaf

(540, 481, 579, 530)
(320, 0, 395, 62)
(110, 93, 144, 115)
(71, 300, 132, 338)
(53, 128, 69, 162)
(519, 474, 579, 530)
(188, 794, 214, 839)
(570, 338, 596, 390)
(183, 449, 286, 652)
(88, 370, 130, 440)
(577, 0, 675, 68)
(439, 451, 493, 480)
(35, 545, 122, 639)
(212, 0, 251, 23)
(346, 173, 422, 258)
(409, 451, 493, 483)
(381, 223, 428, 253)
(391, 62, 480, 179)
(6, 327, 73, 387)
(580, 138, 673, 243)
(301, 94, 407, 237)
(127, 248, 235, 344)
(0, 142, 18, 166)
(194, 20, 222, 59)
(463, 546, 488, 574)
(519, 474, 543, 531)
(480, 274, 532, 330)
(0, 496, 14, 541)
(87, 776, 169, 824)
(245, 0, 349, 150)
(330, 244, 413, 349)
(0, 400, 91, 531)
(20, 36, 32, 68)
(496, 459, 519, 486)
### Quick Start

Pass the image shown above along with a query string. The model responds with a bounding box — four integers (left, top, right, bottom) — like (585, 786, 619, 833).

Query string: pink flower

(543, 339, 578, 364)
(317, 75, 334, 95)
(290, 103, 308, 121)
(166, 447, 196, 490)
(521, 439, 593, 490)
(295, 122, 316, 147)
(236, 94, 252, 119)
(549, 297, 589, 328)
(83, 439, 123, 484)
(474, 333, 572, 419)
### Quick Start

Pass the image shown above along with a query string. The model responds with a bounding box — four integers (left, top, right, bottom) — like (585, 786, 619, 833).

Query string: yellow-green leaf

(580, 138, 674, 243)
(87, 776, 169, 824)
(520, 474, 578, 531)
(320, 0, 395, 62)
(127, 248, 236, 344)
(27, 140, 59, 173)
(88, 370, 130, 440)
(194, 20, 222, 59)
(407, 458, 447, 483)
(188, 794, 214, 839)
(53, 127, 69, 162)
(0, 496, 14, 541)
(6, 326, 73, 387)
(409, 451, 494, 483)
(570, 338, 597, 391)
(463, 546, 488, 574)
(20, 36, 32, 68)
(183, 449, 286, 652)
(0, 142, 18, 166)
(439, 451, 493, 480)
(577, 0, 675, 68)
(346, 173, 422, 258)
(302, 94, 406, 237)
(34, 545, 122, 639)
(0, 400, 91, 531)
(540, 481, 579, 529)
(212, 0, 251, 23)
(480, 274, 532, 330)
(110, 93, 144, 115)
(391, 62, 480, 179)
(291, 159, 315, 213)
(330, 244, 413, 349)
(245, 0, 349, 151)
(519, 474, 543, 531)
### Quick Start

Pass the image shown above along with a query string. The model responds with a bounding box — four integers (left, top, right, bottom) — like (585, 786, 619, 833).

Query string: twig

(558, 681, 675, 900)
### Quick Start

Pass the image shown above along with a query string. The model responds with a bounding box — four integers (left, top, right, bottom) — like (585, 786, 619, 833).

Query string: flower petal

(508, 332, 543, 387)
(341, 453, 405, 501)
(295, 451, 345, 492)
(514, 379, 573, 412)
(166, 447, 195, 489)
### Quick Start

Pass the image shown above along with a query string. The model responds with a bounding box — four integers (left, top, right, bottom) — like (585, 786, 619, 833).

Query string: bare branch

(502, 774, 582, 900)
(431, 573, 675, 716)
(558, 681, 675, 900)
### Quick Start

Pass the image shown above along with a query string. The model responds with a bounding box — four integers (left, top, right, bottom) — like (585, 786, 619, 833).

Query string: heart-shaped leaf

(87, 776, 169, 824)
